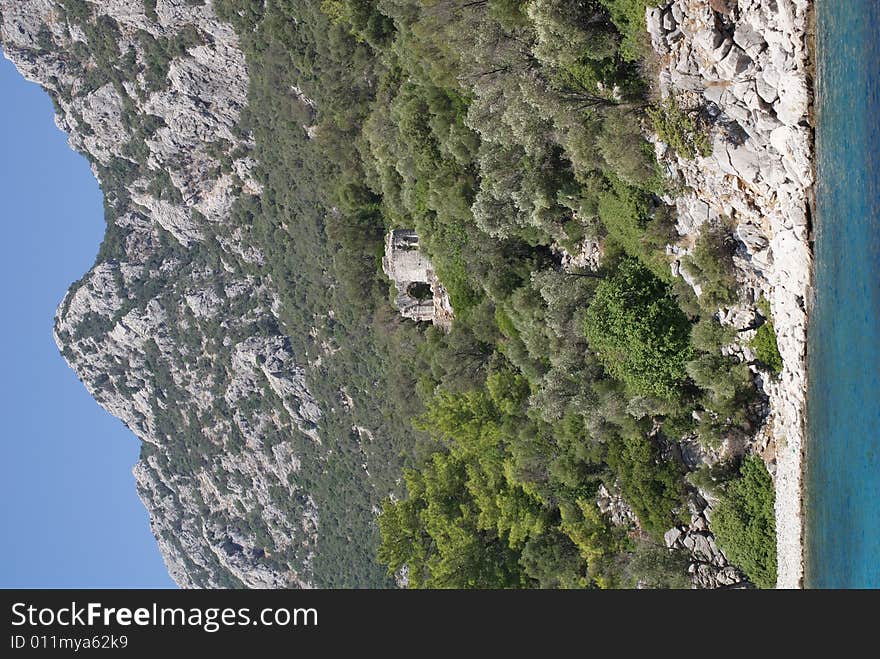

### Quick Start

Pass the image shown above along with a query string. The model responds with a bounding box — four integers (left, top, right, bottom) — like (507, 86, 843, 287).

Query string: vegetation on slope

(751, 299, 784, 375)
(38, 0, 775, 587)
(202, 0, 778, 587)
(711, 456, 777, 589)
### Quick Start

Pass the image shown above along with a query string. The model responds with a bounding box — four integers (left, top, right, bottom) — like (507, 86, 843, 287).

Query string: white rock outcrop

(649, 0, 812, 588)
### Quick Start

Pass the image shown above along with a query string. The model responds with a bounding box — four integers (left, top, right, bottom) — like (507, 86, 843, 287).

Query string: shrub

(144, 0, 158, 23)
(598, 111, 662, 190)
(584, 258, 692, 400)
(648, 96, 712, 160)
(529, 0, 619, 68)
(751, 322, 783, 374)
(711, 456, 777, 589)
(597, 0, 655, 62)
(604, 430, 685, 538)
(623, 539, 692, 589)
(686, 461, 740, 497)
(691, 317, 736, 352)
(683, 222, 739, 311)
(60, 0, 93, 24)
(597, 175, 671, 280)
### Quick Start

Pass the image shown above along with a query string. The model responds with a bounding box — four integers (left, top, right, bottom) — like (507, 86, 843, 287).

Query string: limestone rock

(736, 223, 770, 255)
(596, 483, 637, 527)
(664, 527, 684, 548)
(648, 0, 813, 588)
(647, 8, 665, 47)
(774, 71, 809, 126)
(715, 45, 751, 80)
(734, 23, 767, 58)
(770, 125, 813, 186)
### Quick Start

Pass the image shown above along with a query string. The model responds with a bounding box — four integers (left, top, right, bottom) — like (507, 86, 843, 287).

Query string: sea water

(805, 0, 880, 588)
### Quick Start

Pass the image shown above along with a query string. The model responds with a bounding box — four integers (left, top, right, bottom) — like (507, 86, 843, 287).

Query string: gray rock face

(1, 0, 321, 588)
(649, 0, 813, 588)
(664, 527, 684, 548)
(596, 484, 638, 527)
(663, 497, 747, 589)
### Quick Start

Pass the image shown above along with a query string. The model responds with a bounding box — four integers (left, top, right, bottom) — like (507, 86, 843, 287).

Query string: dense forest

(207, 0, 778, 588)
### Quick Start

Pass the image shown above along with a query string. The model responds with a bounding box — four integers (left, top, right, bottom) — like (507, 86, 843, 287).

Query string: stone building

(381, 230, 454, 330)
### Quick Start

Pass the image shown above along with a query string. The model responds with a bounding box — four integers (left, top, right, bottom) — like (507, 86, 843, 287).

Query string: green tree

(712, 456, 777, 588)
(377, 452, 529, 588)
(598, 110, 660, 188)
(583, 258, 692, 399)
(604, 430, 685, 537)
(622, 539, 692, 589)
(751, 322, 783, 374)
(528, 0, 619, 69)
(683, 221, 739, 311)
(519, 529, 590, 588)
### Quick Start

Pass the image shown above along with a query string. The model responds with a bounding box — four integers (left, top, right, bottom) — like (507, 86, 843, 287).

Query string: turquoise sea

(805, 0, 880, 588)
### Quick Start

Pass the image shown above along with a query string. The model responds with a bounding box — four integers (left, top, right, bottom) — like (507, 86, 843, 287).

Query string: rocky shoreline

(647, 0, 813, 588)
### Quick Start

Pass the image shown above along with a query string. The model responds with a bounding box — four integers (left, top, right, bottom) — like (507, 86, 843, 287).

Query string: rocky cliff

(647, 0, 813, 588)
(1, 0, 324, 588)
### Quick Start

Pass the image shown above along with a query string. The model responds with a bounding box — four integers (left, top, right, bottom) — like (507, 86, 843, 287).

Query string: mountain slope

(0, 0, 406, 588)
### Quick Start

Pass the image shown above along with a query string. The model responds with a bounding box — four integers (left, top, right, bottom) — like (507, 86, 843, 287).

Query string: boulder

(755, 72, 779, 104)
(723, 99, 752, 125)
(756, 111, 783, 134)
(734, 23, 767, 58)
(707, 535, 725, 565)
(675, 196, 712, 235)
(770, 125, 813, 186)
(694, 28, 725, 56)
(671, 3, 684, 25)
(694, 562, 728, 588)
(726, 143, 762, 183)
(715, 566, 740, 586)
(774, 71, 809, 126)
(724, 305, 758, 330)
(736, 223, 770, 254)
(664, 527, 684, 548)
(716, 45, 751, 79)
(740, 121, 771, 149)
(595, 483, 637, 526)
(761, 157, 790, 189)
(671, 70, 706, 91)
(702, 82, 726, 106)
(647, 7, 665, 46)
(770, 229, 811, 292)
(730, 80, 764, 112)
(750, 247, 773, 271)
(691, 533, 714, 561)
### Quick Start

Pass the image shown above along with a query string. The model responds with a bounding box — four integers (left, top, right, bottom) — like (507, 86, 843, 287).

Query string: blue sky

(0, 55, 174, 588)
